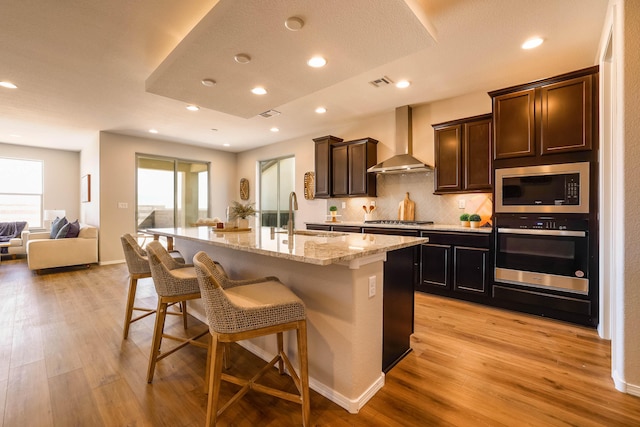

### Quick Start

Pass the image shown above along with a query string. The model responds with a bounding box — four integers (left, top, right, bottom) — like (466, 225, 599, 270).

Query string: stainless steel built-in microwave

(495, 162, 590, 213)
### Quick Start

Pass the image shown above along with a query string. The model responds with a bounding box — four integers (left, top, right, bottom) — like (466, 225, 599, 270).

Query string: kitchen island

(145, 226, 426, 413)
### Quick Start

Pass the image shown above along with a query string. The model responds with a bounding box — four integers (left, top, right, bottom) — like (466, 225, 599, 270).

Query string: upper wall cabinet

(489, 66, 598, 164)
(332, 137, 378, 197)
(313, 135, 377, 198)
(433, 114, 492, 194)
(313, 135, 343, 199)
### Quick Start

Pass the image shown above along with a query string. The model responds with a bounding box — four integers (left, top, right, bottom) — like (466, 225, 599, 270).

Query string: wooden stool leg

(297, 320, 310, 427)
(206, 336, 225, 427)
(123, 277, 138, 339)
(277, 331, 284, 374)
(204, 333, 212, 394)
(147, 299, 168, 383)
(182, 300, 188, 329)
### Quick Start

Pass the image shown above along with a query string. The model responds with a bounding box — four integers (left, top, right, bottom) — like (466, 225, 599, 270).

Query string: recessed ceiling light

(315, 107, 327, 114)
(0, 81, 17, 89)
(522, 37, 544, 49)
(9, 134, 21, 138)
(186, 105, 200, 111)
(223, 143, 230, 147)
(234, 54, 251, 64)
(395, 80, 411, 89)
(307, 56, 327, 68)
(270, 127, 279, 132)
(201, 78, 216, 87)
(285, 16, 304, 31)
(251, 87, 267, 95)
(149, 129, 158, 134)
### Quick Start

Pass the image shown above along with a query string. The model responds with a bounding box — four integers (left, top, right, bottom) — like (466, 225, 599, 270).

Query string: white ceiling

(0, 0, 608, 153)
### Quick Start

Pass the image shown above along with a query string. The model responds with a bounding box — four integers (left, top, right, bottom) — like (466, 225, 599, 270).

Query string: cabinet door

(453, 246, 489, 294)
(493, 88, 536, 159)
(540, 75, 593, 155)
(464, 118, 492, 190)
(313, 135, 342, 198)
(434, 124, 462, 192)
(420, 243, 451, 288)
(331, 145, 349, 196)
(348, 142, 368, 195)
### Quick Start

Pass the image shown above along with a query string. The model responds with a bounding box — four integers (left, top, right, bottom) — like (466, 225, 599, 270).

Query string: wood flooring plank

(4, 360, 53, 427)
(48, 368, 105, 427)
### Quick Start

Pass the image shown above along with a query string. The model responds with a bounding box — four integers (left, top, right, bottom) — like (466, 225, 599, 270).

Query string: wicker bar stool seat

(120, 233, 185, 339)
(193, 251, 310, 427)
(145, 241, 209, 383)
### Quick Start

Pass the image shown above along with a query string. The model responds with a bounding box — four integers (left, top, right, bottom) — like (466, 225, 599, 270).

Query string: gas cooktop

(364, 220, 434, 226)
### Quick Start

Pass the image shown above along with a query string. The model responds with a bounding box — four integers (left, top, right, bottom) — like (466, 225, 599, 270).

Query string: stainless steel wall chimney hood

(367, 105, 433, 174)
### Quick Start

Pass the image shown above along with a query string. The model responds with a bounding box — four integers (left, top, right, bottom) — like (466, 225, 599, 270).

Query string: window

(259, 156, 294, 228)
(136, 155, 209, 229)
(0, 157, 43, 226)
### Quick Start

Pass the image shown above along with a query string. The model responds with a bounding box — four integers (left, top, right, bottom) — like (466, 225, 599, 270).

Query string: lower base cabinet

(418, 231, 492, 303)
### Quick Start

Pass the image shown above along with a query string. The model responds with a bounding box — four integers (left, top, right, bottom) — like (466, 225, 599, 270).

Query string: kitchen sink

(274, 230, 347, 237)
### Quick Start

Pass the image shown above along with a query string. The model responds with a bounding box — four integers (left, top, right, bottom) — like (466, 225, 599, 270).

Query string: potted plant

(228, 201, 257, 228)
(459, 213, 470, 227)
(329, 205, 338, 222)
(469, 213, 481, 228)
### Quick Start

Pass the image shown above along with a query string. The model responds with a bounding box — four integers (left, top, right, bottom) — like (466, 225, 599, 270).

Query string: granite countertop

(145, 226, 428, 266)
(306, 221, 493, 234)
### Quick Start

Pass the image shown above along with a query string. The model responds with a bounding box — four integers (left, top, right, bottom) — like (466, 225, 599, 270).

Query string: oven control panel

(495, 215, 588, 232)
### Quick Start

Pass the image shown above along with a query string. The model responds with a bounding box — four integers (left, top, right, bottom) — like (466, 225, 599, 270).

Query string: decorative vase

(470, 221, 480, 228)
(330, 211, 337, 222)
(237, 218, 249, 229)
(460, 221, 470, 227)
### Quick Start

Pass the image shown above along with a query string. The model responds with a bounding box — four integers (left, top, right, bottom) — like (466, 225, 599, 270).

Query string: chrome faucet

(287, 191, 298, 236)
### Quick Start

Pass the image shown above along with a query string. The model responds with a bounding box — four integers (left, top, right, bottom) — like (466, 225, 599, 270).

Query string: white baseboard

(240, 340, 385, 414)
(612, 369, 640, 397)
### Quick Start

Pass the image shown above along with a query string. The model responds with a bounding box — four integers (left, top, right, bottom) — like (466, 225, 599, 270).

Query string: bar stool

(193, 251, 310, 426)
(120, 234, 185, 339)
(145, 241, 209, 383)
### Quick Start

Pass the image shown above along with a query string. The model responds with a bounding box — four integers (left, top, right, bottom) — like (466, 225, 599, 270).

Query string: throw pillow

(55, 222, 71, 239)
(65, 220, 80, 238)
(50, 217, 68, 239)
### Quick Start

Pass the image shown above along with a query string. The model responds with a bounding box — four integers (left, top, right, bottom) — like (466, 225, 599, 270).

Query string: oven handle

(497, 228, 586, 237)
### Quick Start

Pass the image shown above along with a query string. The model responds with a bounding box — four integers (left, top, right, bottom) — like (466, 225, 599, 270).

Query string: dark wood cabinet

(539, 75, 593, 155)
(490, 66, 597, 163)
(418, 231, 492, 301)
(331, 137, 378, 197)
(313, 135, 343, 199)
(433, 114, 492, 194)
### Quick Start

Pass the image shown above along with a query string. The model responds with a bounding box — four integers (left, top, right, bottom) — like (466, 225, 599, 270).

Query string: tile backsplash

(327, 171, 492, 225)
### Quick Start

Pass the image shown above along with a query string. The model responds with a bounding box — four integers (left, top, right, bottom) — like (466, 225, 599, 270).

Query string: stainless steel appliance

(495, 162, 590, 213)
(494, 215, 589, 294)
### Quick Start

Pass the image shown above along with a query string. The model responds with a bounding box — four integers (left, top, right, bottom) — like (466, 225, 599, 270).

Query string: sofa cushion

(65, 220, 80, 238)
(50, 217, 68, 239)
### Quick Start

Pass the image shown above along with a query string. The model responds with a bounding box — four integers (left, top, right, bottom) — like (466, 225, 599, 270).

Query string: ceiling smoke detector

(259, 109, 281, 118)
(369, 76, 394, 87)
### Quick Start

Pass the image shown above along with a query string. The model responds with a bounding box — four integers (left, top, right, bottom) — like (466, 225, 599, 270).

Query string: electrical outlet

(118, 202, 128, 209)
(370, 200, 376, 207)
(368, 276, 376, 298)
(458, 199, 466, 209)
(341, 202, 346, 209)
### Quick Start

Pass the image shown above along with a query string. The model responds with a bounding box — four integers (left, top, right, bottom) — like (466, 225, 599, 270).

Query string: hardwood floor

(0, 258, 638, 426)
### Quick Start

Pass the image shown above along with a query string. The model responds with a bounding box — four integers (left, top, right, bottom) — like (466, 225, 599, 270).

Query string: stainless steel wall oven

(495, 216, 589, 294)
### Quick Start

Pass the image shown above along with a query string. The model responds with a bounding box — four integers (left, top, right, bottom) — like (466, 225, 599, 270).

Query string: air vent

(369, 76, 393, 87)
(259, 109, 281, 118)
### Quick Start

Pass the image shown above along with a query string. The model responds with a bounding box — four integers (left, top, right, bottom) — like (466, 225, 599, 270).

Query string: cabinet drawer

(420, 231, 491, 247)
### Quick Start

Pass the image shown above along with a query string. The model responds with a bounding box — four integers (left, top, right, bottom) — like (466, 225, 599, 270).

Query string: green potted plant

(469, 213, 482, 228)
(459, 213, 470, 227)
(228, 201, 257, 228)
(329, 205, 338, 222)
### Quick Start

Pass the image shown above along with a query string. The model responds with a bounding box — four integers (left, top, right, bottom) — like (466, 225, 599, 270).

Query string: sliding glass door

(136, 155, 208, 230)
(260, 156, 294, 228)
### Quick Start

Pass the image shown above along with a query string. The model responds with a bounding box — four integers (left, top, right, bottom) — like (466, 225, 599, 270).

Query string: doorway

(259, 156, 294, 228)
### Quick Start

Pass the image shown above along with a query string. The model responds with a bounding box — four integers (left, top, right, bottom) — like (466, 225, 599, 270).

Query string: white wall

(0, 142, 80, 226)
(98, 132, 236, 263)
